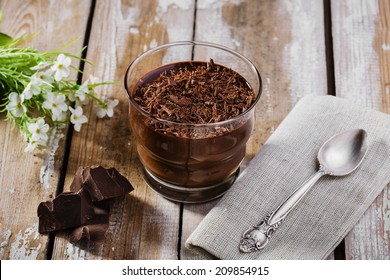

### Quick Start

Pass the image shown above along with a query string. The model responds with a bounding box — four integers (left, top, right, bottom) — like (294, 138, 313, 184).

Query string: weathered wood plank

(181, 0, 328, 259)
(0, 0, 92, 259)
(50, 0, 196, 260)
(331, 0, 390, 259)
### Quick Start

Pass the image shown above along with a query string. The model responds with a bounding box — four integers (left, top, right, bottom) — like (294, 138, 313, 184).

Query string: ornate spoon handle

(239, 170, 326, 253)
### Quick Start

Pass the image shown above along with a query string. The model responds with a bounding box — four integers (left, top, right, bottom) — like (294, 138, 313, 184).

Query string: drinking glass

(125, 41, 262, 203)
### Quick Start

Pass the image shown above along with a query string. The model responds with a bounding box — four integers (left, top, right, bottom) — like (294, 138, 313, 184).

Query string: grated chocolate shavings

(133, 60, 256, 125)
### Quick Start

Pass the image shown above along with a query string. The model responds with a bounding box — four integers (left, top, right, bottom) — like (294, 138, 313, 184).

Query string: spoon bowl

(319, 129, 368, 176)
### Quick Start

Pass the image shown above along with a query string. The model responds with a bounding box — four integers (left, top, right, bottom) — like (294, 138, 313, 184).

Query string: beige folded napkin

(185, 95, 390, 259)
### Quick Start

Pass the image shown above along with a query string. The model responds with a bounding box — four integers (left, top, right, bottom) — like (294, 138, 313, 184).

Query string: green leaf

(0, 32, 13, 46)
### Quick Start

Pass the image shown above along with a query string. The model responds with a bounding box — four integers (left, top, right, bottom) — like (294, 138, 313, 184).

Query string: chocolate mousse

(130, 60, 257, 201)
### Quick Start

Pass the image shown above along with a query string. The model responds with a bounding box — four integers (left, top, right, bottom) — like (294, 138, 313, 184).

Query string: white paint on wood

(7, 188, 15, 194)
(65, 243, 86, 260)
(9, 223, 41, 260)
(149, 39, 158, 49)
(129, 25, 139, 34)
(158, 0, 193, 13)
(264, 77, 275, 133)
(383, 187, 390, 252)
(332, 0, 381, 109)
(197, 0, 243, 9)
(157, 0, 194, 43)
(0, 230, 12, 248)
(39, 127, 63, 190)
(0, 229, 12, 257)
(382, 44, 390, 51)
(281, 0, 326, 103)
(385, 83, 390, 95)
(195, 0, 237, 49)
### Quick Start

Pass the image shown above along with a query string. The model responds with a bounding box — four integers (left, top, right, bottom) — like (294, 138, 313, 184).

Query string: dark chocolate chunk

(38, 189, 94, 233)
(84, 166, 134, 201)
(70, 214, 109, 244)
(37, 165, 133, 242)
(93, 198, 116, 213)
(69, 199, 115, 243)
(69, 166, 88, 193)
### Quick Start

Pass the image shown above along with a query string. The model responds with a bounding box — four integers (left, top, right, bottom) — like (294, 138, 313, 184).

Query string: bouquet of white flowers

(0, 12, 118, 152)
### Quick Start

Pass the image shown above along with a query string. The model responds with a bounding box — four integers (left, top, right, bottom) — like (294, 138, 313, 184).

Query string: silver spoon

(239, 129, 368, 253)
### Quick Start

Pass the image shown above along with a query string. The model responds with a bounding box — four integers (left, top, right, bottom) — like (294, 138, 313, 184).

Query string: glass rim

(124, 40, 262, 127)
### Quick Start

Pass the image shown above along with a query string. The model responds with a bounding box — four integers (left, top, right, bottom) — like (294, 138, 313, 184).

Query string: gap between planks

(46, 0, 97, 260)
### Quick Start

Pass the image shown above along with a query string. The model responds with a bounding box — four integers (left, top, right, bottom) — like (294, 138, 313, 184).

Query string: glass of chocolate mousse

(125, 41, 261, 203)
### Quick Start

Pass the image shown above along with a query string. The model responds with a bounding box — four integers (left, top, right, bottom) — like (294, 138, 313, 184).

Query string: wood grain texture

(181, 0, 328, 259)
(331, 0, 390, 259)
(0, 0, 91, 259)
(50, 0, 196, 260)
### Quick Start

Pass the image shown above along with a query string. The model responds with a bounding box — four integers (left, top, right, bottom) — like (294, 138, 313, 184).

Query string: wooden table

(0, 0, 389, 260)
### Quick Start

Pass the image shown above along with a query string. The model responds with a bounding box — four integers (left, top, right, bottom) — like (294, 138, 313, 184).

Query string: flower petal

(96, 108, 106, 118)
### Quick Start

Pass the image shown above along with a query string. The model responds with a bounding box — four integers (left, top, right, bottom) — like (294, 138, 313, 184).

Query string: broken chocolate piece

(37, 165, 134, 241)
(70, 166, 127, 210)
(38, 189, 94, 233)
(93, 198, 116, 213)
(70, 214, 109, 244)
(84, 166, 134, 201)
(69, 166, 88, 193)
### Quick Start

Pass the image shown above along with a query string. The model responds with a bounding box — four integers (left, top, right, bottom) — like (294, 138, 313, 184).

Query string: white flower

(35, 69, 55, 85)
(43, 91, 68, 119)
(22, 75, 43, 100)
(75, 81, 89, 103)
(6, 92, 27, 117)
(88, 74, 99, 84)
(27, 118, 49, 142)
(24, 138, 47, 152)
(96, 99, 119, 118)
(51, 54, 71, 81)
(52, 110, 68, 122)
(30, 61, 52, 71)
(67, 92, 76, 102)
(24, 119, 50, 152)
(69, 106, 88, 132)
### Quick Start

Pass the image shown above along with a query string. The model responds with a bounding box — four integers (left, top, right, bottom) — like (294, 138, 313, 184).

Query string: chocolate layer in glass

(129, 61, 256, 202)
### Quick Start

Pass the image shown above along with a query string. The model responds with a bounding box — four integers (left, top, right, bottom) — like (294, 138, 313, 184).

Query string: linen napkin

(185, 95, 390, 259)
